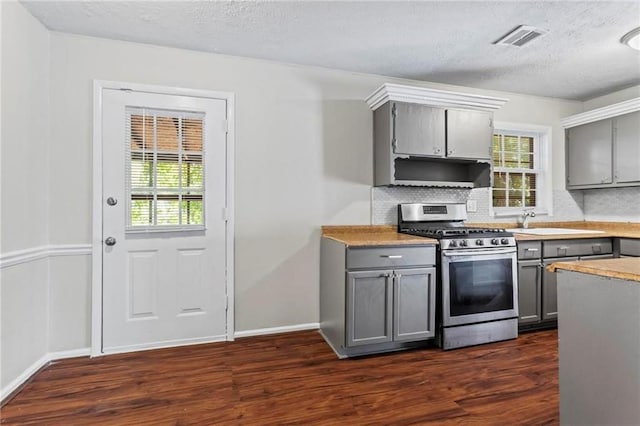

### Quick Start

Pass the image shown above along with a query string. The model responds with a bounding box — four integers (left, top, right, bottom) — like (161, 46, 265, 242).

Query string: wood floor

(1, 330, 558, 425)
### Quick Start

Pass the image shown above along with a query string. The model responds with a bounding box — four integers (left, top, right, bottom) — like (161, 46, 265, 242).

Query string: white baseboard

(0, 347, 90, 403)
(234, 322, 319, 338)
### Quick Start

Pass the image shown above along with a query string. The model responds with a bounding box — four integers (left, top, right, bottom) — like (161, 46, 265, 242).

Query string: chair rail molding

(0, 244, 92, 269)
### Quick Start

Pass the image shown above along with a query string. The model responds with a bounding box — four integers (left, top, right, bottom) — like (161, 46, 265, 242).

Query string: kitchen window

(491, 123, 551, 216)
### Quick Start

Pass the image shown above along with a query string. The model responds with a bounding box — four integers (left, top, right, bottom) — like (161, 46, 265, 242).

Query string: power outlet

(466, 200, 477, 213)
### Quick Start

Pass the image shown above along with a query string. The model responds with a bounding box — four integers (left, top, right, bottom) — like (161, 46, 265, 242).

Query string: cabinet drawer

(543, 238, 612, 258)
(518, 241, 542, 260)
(347, 246, 435, 270)
(619, 238, 640, 257)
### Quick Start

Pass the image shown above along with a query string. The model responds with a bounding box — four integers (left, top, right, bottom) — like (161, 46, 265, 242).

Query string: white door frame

(91, 80, 235, 356)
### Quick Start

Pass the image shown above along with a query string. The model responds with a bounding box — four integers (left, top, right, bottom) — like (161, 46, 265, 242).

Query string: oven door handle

(442, 247, 517, 256)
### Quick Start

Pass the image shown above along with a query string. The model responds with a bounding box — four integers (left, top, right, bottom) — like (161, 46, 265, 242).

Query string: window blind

(126, 107, 205, 231)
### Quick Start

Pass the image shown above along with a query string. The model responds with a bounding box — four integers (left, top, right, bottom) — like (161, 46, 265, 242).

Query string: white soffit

(561, 97, 640, 128)
(366, 83, 509, 112)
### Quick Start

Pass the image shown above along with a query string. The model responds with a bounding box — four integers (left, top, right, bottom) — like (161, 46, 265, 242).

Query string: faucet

(521, 210, 536, 229)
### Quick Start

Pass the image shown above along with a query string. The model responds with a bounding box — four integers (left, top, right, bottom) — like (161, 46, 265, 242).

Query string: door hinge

(222, 207, 230, 221)
(222, 119, 229, 133)
(225, 295, 229, 312)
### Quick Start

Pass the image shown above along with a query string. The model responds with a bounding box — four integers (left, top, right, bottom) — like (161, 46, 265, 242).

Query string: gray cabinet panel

(393, 102, 445, 157)
(619, 238, 640, 257)
(517, 260, 542, 324)
(346, 271, 393, 347)
(567, 119, 613, 187)
(393, 268, 436, 342)
(518, 241, 542, 260)
(614, 111, 640, 184)
(347, 246, 436, 270)
(543, 257, 578, 320)
(543, 238, 612, 258)
(446, 109, 493, 160)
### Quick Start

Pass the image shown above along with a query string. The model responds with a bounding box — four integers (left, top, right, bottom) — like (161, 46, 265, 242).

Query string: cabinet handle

(448, 149, 455, 155)
(525, 248, 539, 252)
(382, 255, 403, 259)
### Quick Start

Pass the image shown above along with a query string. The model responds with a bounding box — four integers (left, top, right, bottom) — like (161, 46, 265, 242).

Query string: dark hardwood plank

(1, 330, 559, 425)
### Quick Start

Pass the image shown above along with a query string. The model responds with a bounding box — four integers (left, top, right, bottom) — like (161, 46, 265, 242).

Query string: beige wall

(0, 1, 51, 391)
(583, 85, 640, 110)
(47, 31, 582, 339)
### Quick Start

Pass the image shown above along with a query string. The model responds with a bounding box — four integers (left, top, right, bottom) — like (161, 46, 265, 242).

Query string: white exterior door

(101, 89, 228, 354)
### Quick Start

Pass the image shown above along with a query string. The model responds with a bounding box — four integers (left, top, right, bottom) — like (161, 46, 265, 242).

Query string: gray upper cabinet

(393, 102, 445, 157)
(614, 111, 640, 184)
(563, 99, 640, 190)
(446, 109, 493, 160)
(566, 119, 613, 188)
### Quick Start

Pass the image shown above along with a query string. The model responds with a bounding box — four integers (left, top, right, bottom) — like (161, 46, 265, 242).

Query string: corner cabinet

(517, 238, 614, 331)
(320, 238, 436, 358)
(367, 84, 508, 188)
(563, 99, 640, 190)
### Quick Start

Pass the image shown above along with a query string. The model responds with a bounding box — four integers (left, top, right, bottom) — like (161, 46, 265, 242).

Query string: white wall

(0, 1, 51, 391)
(583, 85, 640, 110)
(47, 31, 583, 341)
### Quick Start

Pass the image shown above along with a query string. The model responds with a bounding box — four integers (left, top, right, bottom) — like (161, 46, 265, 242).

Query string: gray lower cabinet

(517, 259, 542, 324)
(518, 238, 613, 330)
(321, 238, 436, 358)
(617, 238, 640, 257)
(346, 270, 393, 346)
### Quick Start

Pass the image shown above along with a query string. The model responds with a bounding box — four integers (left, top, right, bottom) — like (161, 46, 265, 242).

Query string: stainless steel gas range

(398, 203, 518, 350)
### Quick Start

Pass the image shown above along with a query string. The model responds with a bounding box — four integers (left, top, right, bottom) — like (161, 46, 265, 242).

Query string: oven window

(449, 258, 514, 316)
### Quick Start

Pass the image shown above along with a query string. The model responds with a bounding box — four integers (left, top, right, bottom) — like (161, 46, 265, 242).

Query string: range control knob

(491, 238, 499, 245)
(460, 240, 468, 247)
(449, 240, 458, 247)
(476, 239, 484, 246)
(501, 238, 509, 245)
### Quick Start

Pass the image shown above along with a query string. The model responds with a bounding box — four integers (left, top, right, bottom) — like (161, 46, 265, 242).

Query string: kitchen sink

(510, 228, 605, 235)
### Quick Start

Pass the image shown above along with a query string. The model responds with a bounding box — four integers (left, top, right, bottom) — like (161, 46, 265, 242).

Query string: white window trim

(490, 121, 553, 218)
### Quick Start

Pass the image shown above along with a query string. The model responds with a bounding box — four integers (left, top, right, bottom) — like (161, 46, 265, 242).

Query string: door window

(126, 108, 205, 231)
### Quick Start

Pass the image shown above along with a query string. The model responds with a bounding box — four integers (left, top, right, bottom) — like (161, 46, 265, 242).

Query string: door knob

(106, 197, 118, 206)
(104, 237, 116, 246)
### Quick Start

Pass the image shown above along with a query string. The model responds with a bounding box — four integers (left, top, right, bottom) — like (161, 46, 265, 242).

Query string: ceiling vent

(494, 25, 548, 47)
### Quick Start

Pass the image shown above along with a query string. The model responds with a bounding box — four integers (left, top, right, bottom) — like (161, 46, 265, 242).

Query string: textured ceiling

(21, 1, 640, 100)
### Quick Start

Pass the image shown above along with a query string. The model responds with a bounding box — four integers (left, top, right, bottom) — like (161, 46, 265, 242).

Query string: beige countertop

(547, 257, 640, 283)
(467, 221, 640, 241)
(322, 221, 640, 247)
(322, 225, 438, 246)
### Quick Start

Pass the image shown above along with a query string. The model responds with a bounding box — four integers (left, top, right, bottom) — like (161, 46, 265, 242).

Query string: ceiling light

(621, 27, 640, 51)
(494, 25, 548, 47)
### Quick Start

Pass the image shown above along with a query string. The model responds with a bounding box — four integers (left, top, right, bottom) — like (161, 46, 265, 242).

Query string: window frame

(490, 122, 552, 218)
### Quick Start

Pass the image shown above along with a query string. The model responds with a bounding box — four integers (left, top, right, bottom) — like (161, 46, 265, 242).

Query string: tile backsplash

(372, 187, 586, 224)
(582, 187, 640, 222)
(372, 185, 638, 224)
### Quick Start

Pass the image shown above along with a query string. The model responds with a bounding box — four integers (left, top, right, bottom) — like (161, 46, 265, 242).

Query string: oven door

(441, 247, 518, 327)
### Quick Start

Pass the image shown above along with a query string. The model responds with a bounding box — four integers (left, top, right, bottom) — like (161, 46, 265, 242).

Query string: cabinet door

(393, 102, 445, 157)
(566, 120, 613, 187)
(446, 109, 493, 160)
(517, 260, 542, 324)
(542, 257, 578, 321)
(614, 111, 640, 184)
(346, 270, 393, 347)
(393, 267, 436, 342)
